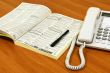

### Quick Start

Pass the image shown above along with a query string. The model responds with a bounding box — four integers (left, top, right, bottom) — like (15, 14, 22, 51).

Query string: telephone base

(77, 40, 110, 51)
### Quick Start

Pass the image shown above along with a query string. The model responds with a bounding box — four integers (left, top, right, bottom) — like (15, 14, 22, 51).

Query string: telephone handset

(78, 7, 101, 43)
(65, 7, 110, 70)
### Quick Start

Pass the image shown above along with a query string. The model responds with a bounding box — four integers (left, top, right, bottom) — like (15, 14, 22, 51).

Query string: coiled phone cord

(65, 37, 86, 70)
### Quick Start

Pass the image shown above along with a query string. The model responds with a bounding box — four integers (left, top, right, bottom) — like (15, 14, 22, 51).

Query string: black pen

(50, 30, 69, 47)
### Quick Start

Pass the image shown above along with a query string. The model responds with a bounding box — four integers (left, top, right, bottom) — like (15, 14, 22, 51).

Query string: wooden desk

(0, 0, 110, 73)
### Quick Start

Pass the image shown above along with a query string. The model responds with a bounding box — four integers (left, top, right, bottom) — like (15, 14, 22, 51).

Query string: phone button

(103, 31, 108, 34)
(98, 27, 103, 30)
(104, 28, 109, 31)
(98, 30, 102, 33)
(108, 38, 110, 41)
(96, 36, 101, 39)
(97, 33, 102, 36)
(102, 37, 107, 40)
(103, 34, 107, 37)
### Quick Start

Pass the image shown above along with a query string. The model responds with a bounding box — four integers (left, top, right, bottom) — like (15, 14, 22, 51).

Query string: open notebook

(0, 2, 82, 59)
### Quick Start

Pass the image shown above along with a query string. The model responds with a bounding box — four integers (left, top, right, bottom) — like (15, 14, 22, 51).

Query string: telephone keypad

(95, 27, 110, 43)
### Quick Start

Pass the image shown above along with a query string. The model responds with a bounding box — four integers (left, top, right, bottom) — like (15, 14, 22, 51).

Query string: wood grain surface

(0, 0, 110, 73)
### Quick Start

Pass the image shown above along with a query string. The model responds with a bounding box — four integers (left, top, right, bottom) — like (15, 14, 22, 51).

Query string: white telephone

(77, 7, 110, 50)
(65, 7, 110, 70)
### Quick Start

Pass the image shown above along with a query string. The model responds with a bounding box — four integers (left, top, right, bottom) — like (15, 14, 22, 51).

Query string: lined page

(16, 13, 81, 58)
(0, 2, 51, 40)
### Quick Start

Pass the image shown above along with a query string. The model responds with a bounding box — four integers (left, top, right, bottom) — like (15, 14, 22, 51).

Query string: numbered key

(97, 33, 102, 36)
(103, 34, 107, 37)
(98, 27, 103, 30)
(102, 37, 107, 40)
(98, 30, 102, 33)
(103, 31, 108, 34)
(104, 28, 109, 31)
(96, 36, 101, 39)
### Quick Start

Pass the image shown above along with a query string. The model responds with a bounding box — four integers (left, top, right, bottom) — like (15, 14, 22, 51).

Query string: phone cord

(65, 38, 86, 70)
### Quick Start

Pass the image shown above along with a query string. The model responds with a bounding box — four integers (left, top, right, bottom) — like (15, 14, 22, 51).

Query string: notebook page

(0, 2, 51, 40)
(16, 13, 81, 58)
